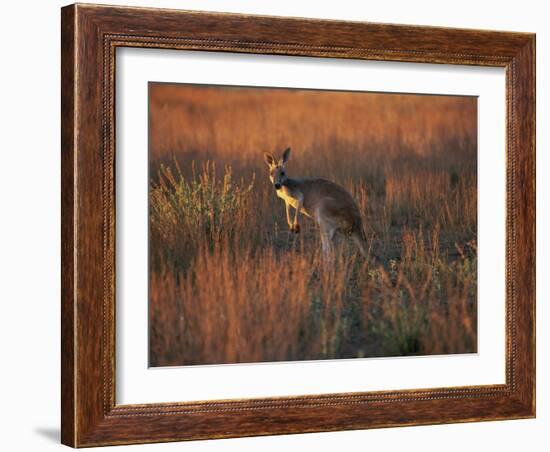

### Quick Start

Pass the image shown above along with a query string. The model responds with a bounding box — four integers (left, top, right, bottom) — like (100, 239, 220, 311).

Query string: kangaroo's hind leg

(350, 228, 369, 258)
(316, 209, 337, 261)
(320, 223, 336, 258)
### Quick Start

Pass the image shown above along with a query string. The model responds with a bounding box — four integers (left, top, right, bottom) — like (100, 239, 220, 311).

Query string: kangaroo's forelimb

(290, 193, 304, 234)
(285, 202, 293, 229)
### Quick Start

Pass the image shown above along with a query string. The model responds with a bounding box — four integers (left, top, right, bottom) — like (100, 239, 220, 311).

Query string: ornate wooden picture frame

(61, 3, 535, 447)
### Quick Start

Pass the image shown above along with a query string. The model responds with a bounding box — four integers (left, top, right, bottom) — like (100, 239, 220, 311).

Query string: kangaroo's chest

(276, 188, 297, 205)
(276, 187, 311, 217)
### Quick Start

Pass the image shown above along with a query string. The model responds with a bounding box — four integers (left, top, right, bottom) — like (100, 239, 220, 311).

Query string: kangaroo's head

(264, 148, 291, 190)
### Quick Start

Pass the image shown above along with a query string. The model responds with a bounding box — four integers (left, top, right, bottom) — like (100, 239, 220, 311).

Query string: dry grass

(150, 244, 361, 366)
(148, 83, 478, 366)
(150, 160, 255, 270)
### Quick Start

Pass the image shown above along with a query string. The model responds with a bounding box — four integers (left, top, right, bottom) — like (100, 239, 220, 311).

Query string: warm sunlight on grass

(148, 83, 478, 366)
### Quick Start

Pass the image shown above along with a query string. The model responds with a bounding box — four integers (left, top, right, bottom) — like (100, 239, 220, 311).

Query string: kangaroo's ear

(281, 147, 291, 164)
(264, 153, 276, 167)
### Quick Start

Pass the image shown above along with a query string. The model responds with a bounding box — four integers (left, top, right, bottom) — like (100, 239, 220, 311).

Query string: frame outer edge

(531, 35, 536, 417)
(61, 4, 77, 448)
(60, 3, 536, 446)
(514, 35, 536, 416)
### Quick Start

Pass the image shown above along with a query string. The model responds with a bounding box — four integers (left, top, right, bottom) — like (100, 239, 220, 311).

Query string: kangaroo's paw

(290, 223, 301, 234)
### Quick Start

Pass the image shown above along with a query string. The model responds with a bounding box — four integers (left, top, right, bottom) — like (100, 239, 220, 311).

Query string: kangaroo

(264, 148, 368, 258)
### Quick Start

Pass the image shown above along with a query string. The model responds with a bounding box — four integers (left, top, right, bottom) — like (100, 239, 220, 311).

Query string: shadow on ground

(34, 427, 59, 443)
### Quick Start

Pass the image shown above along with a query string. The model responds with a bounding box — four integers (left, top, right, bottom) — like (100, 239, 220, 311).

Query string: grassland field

(148, 83, 478, 367)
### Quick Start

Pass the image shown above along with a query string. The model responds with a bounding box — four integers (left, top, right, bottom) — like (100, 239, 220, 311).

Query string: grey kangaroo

(264, 148, 368, 258)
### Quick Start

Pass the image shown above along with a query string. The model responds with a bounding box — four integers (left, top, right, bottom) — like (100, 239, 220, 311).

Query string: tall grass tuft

(150, 159, 255, 269)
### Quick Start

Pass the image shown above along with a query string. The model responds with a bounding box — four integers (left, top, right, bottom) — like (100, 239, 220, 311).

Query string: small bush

(363, 241, 477, 357)
(149, 159, 255, 269)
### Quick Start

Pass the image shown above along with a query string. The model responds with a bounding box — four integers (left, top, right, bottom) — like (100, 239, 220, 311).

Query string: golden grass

(150, 244, 361, 366)
(148, 83, 478, 366)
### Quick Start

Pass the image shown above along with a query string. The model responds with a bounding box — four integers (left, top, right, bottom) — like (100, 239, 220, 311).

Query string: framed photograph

(61, 3, 535, 447)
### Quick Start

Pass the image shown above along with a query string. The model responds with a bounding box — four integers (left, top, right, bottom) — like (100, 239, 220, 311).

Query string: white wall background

(0, 1, 545, 450)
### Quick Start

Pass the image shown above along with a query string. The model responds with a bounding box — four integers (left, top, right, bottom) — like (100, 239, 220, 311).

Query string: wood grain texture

(60, 5, 76, 446)
(60, 3, 536, 447)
